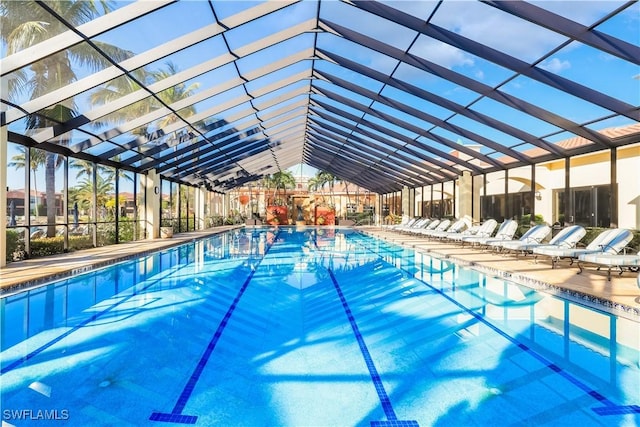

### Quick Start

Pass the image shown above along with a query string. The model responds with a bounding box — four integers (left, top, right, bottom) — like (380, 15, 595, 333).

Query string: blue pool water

(1, 227, 638, 426)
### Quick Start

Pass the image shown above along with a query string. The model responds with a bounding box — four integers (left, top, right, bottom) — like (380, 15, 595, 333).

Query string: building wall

(616, 144, 640, 229)
(474, 145, 639, 229)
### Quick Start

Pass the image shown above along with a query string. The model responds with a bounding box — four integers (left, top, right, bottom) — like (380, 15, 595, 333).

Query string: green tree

(72, 174, 114, 219)
(321, 171, 337, 206)
(262, 171, 296, 204)
(90, 61, 200, 149)
(8, 146, 46, 216)
(153, 62, 201, 129)
(309, 170, 337, 206)
(2, 0, 134, 236)
(70, 159, 99, 180)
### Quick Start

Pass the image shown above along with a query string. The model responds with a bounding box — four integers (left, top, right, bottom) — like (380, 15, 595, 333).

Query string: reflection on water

(1, 227, 638, 425)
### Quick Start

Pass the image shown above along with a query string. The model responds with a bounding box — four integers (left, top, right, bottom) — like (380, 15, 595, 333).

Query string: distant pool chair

(397, 218, 430, 233)
(422, 216, 471, 240)
(408, 219, 439, 235)
(463, 219, 517, 249)
(490, 224, 552, 255)
(450, 219, 497, 245)
(388, 217, 416, 231)
(577, 249, 640, 280)
(532, 228, 634, 269)
(416, 219, 451, 237)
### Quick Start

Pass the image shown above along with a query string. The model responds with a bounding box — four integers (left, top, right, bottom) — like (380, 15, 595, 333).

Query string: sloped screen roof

(2, 0, 639, 193)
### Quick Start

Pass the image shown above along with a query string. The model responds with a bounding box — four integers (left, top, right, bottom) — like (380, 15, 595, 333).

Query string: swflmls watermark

(3, 409, 70, 421)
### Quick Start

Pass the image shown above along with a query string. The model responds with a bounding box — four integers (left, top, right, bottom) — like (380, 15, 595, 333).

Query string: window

(555, 185, 611, 227)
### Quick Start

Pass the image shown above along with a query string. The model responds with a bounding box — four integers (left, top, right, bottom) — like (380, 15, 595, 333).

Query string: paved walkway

(1, 225, 638, 320)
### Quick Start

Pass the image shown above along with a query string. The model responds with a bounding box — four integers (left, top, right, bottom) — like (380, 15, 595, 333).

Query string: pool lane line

(348, 234, 640, 417)
(326, 268, 419, 427)
(150, 229, 280, 425)
(315, 231, 419, 426)
(0, 261, 188, 376)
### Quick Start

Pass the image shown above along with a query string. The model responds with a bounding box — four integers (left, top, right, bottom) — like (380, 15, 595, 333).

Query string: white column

(223, 192, 230, 218)
(1, 77, 7, 267)
(458, 171, 473, 220)
(145, 170, 161, 239)
(0, 123, 7, 267)
(473, 174, 484, 222)
(402, 186, 411, 222)
(196, 186, 206, 229)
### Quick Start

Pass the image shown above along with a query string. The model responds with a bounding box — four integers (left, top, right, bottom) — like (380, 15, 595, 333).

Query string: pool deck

(1, 225, 638, 320)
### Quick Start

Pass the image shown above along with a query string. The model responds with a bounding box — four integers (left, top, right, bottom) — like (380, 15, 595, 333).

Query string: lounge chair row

(385, 217, 638, 281)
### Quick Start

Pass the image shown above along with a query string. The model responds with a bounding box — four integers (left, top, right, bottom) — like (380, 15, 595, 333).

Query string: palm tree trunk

(45, 153, 56, 237)
(344, 183, 350, 219)
(32, 167, 38, 218)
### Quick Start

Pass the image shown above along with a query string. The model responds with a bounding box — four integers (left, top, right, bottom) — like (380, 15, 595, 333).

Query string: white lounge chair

(532, 228, 634, 269)
(424, 216, 471, 239)
(444, 224, 480, 242)
(388, 217, 416, 231)
(577, 249, 639, 280)
(396, 218, 429, 233)
(518, 225, 586, 256)
(491, 224, 552, 255)
(450, 219, 498, 244)
(409, 219, 440, 235)
(463, 219, 517, 248)
(417, 219, 451, 237)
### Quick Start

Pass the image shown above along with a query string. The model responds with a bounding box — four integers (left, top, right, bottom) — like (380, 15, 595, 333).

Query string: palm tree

(2, 0, 134, 236)
(90, 61, 200, 151)
(88, 72, 151, 132)
(8, 147, 46, 216)
(270, 171, 296, 205)
(153, 62, 201, 129)
(73, 174, 114, 219)
(338, 177, 351, 218)
(309, 170, 337, 206)
(320, 171, 337, 206)
(69, 159, 98, 180)
(261, 175, 276, 205)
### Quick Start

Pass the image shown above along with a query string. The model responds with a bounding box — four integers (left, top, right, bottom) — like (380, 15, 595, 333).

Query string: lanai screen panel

(1, 0, 638, 193)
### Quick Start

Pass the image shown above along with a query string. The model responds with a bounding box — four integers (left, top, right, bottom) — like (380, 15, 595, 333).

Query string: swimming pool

(1, 227, 638, 426)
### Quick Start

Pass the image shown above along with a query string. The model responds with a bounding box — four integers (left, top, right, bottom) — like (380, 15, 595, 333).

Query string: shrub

(69, 235, 93, 251)
(5, 229, 25, 262)
(30, 236, 66, 257)
(118, 221, 135, 242)
(97, 223, 116, 246)
(519, 214, 545, 225)
(208, 215, 223, 227)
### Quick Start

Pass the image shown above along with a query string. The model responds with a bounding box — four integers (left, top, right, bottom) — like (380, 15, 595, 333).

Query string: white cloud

(430, 1, 568, 63)
(539, 57, 571, 73)
(411, 37, 474, 70)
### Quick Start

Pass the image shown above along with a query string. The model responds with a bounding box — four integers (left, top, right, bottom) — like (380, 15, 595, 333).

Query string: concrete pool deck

(1, 225, 638, 320)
